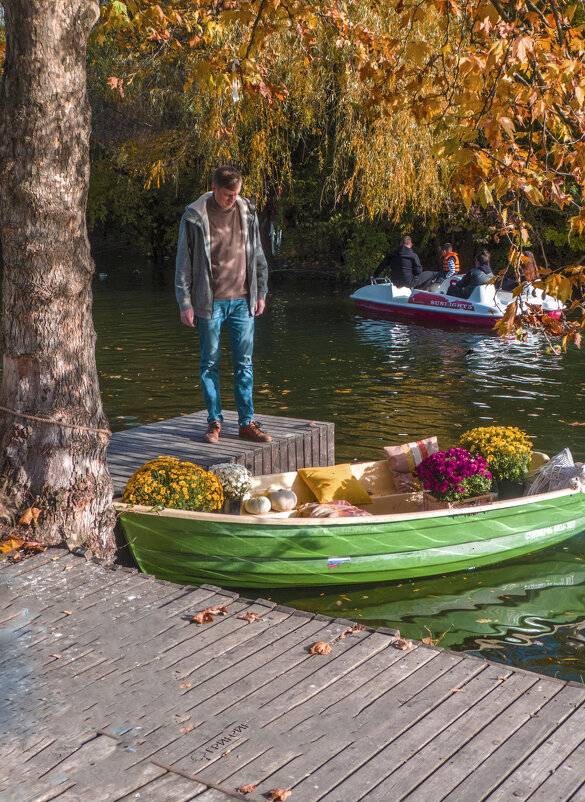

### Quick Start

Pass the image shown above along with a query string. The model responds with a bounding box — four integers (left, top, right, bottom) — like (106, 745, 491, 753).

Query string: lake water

(93, 250, 585, 680)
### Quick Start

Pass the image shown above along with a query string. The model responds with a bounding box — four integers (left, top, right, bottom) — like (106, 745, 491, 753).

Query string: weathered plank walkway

(4, 551, 585, 801)
(107, 411, 334, 496)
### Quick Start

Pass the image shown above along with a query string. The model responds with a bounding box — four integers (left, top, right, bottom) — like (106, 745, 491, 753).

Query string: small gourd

(269, 489, 297, 512)
(244, 495, 272, 515)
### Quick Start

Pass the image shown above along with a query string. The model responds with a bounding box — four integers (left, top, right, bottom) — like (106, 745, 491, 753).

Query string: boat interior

(244, 453, 551, 519)
(372, 275, 553, 309)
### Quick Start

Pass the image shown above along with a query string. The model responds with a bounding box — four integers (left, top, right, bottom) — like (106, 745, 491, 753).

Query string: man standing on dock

(175, 165, 272, 444)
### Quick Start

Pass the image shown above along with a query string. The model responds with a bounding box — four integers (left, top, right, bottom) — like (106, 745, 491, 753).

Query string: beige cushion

(384, 437, 439, 493)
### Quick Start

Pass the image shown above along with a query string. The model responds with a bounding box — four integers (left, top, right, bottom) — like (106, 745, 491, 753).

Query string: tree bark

(0, 0, 116, 557)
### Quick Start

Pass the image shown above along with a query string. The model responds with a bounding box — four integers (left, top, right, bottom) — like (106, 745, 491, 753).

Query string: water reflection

(271, 533, 585, 682)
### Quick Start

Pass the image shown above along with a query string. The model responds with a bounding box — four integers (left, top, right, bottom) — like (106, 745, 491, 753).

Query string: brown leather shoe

(203, 420, 221, 443)
(238, 421, 272, 442)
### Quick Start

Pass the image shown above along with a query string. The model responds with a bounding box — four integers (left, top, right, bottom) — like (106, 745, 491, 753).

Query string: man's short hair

(442, 242, 452, 252)
(477, 249, 490, 267)
(401, 235, 413, 247)
(212, 165, 242, 190)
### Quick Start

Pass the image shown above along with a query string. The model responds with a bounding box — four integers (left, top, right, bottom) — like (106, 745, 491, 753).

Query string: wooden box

(422, 492, 492, 511)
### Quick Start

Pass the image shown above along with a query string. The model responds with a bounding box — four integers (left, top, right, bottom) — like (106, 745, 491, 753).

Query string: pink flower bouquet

(415, 447, 492, 502)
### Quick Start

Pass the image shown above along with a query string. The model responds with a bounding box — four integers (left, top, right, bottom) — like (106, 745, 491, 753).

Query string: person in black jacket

(374, 236, 437, 290)
(447, 249, 494, 299)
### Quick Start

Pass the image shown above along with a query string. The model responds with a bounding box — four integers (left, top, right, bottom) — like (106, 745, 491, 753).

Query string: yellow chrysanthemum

(122, 456, 224, 512)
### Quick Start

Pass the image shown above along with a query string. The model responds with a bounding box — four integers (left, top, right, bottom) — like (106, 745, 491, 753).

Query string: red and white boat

(350, 276, 564, 328)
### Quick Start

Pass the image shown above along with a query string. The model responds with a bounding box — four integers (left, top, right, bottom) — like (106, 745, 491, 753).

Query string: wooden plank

(441, 686, 585, 801)
(529, 738, 585, 801)
(114, 771, 207, 801)
(406, 678, 570, 801)
(166, 628, 410, 773)
(486, 697, 585, 801)
(119, 615, 335, 767)
(363, 666, 537, 801)
(265, 651, 479, 800)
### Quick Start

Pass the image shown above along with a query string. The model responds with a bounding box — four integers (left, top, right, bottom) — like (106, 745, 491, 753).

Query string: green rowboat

(117, 458, 585, 588)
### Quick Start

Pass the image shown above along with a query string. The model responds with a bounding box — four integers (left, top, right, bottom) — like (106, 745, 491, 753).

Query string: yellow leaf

(18, 507, 41, 526)
(0, 536, 24, 553)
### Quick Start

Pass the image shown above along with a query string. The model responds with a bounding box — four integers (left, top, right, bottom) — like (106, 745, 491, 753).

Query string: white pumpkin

(244, 495, 272, 515)
(269, 489, 297, 512)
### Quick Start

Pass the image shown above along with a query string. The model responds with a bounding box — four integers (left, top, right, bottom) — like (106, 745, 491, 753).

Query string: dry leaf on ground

(267, 790, 291, 801)
(236, 782, 258, 794)
(393, 638, 413, 650)
(206, 605, 229, 616)
(0, 536, 24, 553)
(310, 641, 333, 655)
(190, 610, 215, 625)
(340, 624, 365, 638)
(237, 612, 263, 623)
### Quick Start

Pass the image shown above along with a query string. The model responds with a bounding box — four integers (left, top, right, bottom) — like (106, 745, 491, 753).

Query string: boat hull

(118, 489, 585, 588)
(350, 279, 564, 329)
(354, 296, 498, 327)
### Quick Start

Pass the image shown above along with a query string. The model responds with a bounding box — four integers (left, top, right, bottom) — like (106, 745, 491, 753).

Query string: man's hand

(254, 299, 266, 316)
(180, 309, 195, 327)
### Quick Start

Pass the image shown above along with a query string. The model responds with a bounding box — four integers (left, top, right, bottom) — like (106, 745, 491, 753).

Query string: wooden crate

(422, 492, 492, 511)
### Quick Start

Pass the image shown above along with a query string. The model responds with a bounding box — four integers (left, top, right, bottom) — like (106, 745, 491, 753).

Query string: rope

(0, 405, 111, 436)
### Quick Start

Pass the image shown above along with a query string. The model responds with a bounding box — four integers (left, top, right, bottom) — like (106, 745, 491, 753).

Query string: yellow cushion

(297, 464, 372, 505)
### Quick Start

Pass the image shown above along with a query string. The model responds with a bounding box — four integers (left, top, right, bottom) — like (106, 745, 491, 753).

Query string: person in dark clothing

(374, 236, 436, 290)
(447, 249, 494, 299)
(500, 250, 539, 291)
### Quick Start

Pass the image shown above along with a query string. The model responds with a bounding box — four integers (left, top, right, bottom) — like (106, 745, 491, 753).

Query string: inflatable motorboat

(350, 276, 564, 328)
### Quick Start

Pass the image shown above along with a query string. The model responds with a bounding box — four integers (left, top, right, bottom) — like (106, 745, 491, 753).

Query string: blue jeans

(196, 299, 255, 427)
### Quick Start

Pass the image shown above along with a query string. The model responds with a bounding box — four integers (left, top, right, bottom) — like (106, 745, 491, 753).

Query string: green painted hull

(118, 488, 585, 588)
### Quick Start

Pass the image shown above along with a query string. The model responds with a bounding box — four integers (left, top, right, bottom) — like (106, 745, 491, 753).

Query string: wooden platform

(107, 411, 334, 496)
(4, 551, 585, 801)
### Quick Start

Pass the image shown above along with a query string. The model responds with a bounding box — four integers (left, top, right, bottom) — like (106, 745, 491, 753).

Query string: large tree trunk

(0, 0, 116, 557)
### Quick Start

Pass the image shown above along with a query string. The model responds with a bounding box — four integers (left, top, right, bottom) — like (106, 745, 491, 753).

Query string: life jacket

(442, 251, 460, 274)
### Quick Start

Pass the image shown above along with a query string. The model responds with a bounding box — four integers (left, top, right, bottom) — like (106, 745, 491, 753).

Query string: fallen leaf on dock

(180, 683, 192, 689)
(190, 610, 215, 625)
(206, 605, 229, 616)
(180, 723, 194, 732)
(393, 638, 413, 650)
(62, 611, 73, 616)
(267, 790, 291, 801)
(237, 782, 258, 794)
(51, 654, 62, 659)
(0, 536, 24, 553)
(310, 641, 333, 655)
(340, 624, 365, 638)
(237, 612, 263, 623)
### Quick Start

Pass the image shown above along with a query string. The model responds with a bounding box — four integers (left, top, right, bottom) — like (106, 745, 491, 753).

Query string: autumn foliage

(91, 0, 585, 341)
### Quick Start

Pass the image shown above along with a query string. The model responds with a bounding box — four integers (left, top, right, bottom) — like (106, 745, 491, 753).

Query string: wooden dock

(107, 411, 334, 496)
(4, 550, 585, 801)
